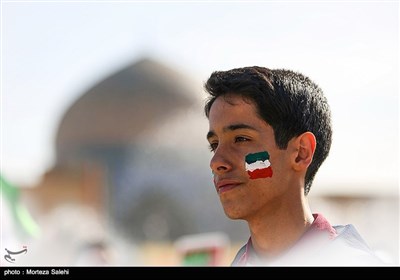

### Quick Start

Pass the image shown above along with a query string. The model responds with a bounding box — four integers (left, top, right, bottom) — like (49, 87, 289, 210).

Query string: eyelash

(235, 136, 250, 143)
(209, 143, 218, 152)
(208, 136, 250, 152)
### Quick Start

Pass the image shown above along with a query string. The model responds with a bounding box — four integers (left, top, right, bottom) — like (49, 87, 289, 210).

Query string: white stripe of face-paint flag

(245, 160, 271, 172)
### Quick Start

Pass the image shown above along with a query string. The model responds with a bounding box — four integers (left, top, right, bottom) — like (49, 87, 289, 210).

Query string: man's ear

(292, 132, 316, 171)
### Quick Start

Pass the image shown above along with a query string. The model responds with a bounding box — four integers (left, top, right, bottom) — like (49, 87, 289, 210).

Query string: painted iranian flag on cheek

(245, 151, 273, 179)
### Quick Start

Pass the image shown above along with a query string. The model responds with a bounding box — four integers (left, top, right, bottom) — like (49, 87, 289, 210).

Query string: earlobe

(293, 132, 316, 171)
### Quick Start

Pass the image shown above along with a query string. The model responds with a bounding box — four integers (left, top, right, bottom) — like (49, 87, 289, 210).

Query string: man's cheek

(245, 151, 273, 179)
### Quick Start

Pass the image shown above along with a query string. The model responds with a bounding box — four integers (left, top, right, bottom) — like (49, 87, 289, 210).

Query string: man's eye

(235, 136, 250, 143)
(209, 143, 218, 152)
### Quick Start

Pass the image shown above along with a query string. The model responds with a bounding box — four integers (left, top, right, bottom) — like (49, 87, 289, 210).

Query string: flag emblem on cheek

(245, 151, 273, 179)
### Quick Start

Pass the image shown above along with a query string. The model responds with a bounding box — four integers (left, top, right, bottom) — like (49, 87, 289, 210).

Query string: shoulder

(322, 224, 385, 266)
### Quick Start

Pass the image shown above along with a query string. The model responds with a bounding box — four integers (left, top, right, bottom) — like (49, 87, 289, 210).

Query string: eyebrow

(206, 123, 258, 140)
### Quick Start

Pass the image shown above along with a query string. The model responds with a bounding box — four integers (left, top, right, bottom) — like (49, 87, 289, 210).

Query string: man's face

(207, 94, 293, 220)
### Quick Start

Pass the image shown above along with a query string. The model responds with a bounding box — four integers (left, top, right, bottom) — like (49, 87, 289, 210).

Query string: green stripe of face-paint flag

(245, 151, 270, 164)
(1, 174, 40, 238)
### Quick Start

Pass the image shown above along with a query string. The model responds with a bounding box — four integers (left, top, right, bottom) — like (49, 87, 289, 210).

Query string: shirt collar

(237, 213, 337, 266)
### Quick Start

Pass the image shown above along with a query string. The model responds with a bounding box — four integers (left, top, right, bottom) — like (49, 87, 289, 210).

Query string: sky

(1, 0, 399, 195)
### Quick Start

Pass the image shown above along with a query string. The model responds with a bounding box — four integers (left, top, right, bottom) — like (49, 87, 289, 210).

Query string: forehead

(209, 94, 258, 120)
(207, 94, 274, 141)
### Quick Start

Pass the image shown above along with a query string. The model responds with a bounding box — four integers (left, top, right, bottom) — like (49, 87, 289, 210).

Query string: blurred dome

(55, 58, 195, 164)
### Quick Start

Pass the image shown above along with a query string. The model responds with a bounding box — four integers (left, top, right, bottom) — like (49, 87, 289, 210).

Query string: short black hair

(204, 66, 332, 195)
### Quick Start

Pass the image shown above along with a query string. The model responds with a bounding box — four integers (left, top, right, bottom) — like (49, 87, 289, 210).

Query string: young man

(204, 66, 382, 266)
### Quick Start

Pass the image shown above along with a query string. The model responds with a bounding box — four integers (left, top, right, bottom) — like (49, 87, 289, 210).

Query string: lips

(215, 179, 242, 194)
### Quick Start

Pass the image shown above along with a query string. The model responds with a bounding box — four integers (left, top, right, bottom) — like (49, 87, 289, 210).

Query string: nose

(210, 147, 232, 175)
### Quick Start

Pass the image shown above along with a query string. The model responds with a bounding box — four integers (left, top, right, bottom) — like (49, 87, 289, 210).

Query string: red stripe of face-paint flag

(247, 166, 273, 179)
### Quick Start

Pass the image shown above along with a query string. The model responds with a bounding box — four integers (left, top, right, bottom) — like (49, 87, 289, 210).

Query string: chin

(223, 208, 244, 220)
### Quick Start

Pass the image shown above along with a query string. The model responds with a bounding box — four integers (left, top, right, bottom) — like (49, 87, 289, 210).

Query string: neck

(247, 190, 314, 260)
